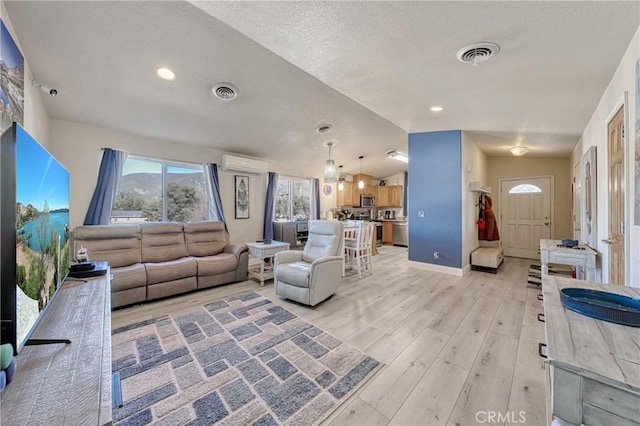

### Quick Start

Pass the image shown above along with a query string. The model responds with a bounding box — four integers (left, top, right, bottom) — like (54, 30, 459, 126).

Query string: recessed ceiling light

(430, 106, 444, 112)
(156, 67, 176, 81)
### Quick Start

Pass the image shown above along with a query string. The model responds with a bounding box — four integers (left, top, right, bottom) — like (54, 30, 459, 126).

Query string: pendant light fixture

(358, 156, 365, 189)
(337, 165, 345, 191)
(323, 142, 338, 183)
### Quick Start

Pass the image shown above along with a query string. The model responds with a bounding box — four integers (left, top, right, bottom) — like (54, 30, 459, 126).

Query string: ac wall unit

(221, 154, 268, 175)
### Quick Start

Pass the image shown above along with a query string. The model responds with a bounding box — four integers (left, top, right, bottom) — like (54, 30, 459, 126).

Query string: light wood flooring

(112, 246, 547, 426)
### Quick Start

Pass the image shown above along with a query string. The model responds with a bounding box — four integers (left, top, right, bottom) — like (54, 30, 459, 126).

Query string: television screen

(1, 123, 70, 352)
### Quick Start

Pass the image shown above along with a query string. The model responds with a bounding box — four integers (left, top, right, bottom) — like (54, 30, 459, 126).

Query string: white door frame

(498, 175, 555, 254)
(602, 93, 630, 285)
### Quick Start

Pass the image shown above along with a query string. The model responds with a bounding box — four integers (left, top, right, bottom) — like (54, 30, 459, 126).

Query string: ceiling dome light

(156, 67, 176, 81)
(212, 83, 238, 101)
(430, 106, 444, 112)
(385, 150, 409, 163)
(510, 146, 529, 156)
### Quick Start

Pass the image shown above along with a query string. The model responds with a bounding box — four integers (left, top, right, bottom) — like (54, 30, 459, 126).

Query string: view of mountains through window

(111, 156, 209, 223)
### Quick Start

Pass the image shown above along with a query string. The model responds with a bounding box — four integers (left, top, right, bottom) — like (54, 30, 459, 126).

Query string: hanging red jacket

(478, 195, 500, 241)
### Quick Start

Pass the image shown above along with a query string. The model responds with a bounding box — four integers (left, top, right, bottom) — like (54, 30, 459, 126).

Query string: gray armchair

(274, 220, 344, 306)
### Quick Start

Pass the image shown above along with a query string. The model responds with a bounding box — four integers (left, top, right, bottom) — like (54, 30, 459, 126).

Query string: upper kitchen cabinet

(337, 181, 354, 207)
(377, 186, 389, 206)
(388, 185, 402, 207)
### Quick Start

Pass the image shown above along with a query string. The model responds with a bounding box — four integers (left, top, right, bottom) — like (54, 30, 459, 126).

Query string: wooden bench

(471, 246, 504, 273)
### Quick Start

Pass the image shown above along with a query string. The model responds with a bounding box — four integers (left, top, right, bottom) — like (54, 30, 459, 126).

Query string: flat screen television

(1, 123, 70, 355)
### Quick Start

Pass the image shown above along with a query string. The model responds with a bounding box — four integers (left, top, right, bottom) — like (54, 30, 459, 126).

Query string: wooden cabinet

(388, 185, 402, 207)
(337, 181, 354, 206)
(382, 221, 393, 245)
(377, 186, 389, 207)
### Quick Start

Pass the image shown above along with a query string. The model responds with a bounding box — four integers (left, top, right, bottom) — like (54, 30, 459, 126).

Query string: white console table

(540, 239, 597, 282)
(246, 241, 290, 285)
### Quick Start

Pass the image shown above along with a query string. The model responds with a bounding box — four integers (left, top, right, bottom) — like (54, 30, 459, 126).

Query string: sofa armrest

(274, 250, 303, 268)
(311, 255, 344, 268)
(224, 243, 248, 260)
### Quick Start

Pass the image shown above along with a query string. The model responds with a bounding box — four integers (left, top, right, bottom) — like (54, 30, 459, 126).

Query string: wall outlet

(417, 211, 425, 218)
(433, 251, 440, 259)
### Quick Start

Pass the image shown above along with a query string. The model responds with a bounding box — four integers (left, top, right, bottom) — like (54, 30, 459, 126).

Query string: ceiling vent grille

(457, 42, 500, 66)
(212, 83, 238, 101)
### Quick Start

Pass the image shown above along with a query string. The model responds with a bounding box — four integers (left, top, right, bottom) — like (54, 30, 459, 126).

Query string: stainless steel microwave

(361, 194, 375, 207)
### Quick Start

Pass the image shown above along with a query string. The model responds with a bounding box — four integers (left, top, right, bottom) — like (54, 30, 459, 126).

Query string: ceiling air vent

(212, 83, 238, 101)
(456, 42, 500, 66)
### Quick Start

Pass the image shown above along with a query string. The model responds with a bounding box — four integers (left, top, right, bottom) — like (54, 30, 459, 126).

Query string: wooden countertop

(542, 275, 640, 392)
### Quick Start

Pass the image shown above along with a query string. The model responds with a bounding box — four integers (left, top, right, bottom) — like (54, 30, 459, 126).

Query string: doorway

(606, 106, 625, 285)
(500, 176, 553, 259)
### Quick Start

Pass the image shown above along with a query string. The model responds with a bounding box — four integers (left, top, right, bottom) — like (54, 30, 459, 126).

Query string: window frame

(112, 154, 211, 223)
(274, 175, 313, 222)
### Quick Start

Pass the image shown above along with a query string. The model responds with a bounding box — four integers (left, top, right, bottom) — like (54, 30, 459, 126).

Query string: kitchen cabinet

(337, 181, 354, 207)
(382, 221, 393, 245)
(388, 185, 402, 207)
(376, 186, 389, 207)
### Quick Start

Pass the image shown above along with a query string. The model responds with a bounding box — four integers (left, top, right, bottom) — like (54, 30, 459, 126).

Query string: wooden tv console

(0, 270, 112, 425)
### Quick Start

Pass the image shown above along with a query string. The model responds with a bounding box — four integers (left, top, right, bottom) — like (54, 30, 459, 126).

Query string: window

(509, 184, 542, 194)
(111, 156, 209, 223)
(275, 176, 311, 221)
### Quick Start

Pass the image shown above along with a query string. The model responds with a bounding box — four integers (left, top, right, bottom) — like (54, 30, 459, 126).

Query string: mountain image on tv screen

(15, 127, 69, 347)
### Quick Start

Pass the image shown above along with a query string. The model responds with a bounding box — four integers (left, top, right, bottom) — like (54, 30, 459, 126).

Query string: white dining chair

(344, 222, 374, 278)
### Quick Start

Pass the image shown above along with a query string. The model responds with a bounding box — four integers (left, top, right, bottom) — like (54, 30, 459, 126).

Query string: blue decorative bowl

(560, 288, 640, 327)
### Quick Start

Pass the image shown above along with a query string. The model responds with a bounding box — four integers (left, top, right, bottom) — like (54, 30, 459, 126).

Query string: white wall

(48, 119, 314, 245)
(1, 2, 50, 146)
(461, 132, 488, 269)
(578, 26, 640, 286)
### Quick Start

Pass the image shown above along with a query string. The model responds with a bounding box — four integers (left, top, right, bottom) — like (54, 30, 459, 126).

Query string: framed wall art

(235, 175, 250, 219)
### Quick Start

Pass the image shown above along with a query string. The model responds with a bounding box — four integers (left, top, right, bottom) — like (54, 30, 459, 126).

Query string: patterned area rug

(111, 291, 381, 425)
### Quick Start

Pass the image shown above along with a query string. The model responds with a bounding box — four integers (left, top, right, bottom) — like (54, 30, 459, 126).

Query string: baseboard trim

(408, 260, 464, 277)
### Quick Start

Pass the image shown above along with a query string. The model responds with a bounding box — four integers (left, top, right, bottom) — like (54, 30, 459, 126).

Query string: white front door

(500, 177, 552, 259)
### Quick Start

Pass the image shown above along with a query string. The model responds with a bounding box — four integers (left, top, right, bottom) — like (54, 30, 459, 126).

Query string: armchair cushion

(276, 261, 312, 288)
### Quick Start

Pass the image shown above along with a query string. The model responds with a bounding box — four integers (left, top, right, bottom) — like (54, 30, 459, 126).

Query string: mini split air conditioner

(221, 154, 268, 175)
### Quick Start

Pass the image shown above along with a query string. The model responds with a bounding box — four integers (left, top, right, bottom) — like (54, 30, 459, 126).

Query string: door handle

(602, 239, 613, 245)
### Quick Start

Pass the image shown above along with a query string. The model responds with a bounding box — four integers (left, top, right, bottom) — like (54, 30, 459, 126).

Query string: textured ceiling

(5, 1, 639, 179)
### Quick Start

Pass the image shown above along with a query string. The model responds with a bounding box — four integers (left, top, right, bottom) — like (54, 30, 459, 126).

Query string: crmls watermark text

(475, 411, 527, 424)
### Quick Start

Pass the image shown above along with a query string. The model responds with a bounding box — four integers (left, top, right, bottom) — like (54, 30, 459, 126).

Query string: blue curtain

(312, 178, 320, 219)
(263, 172, 278, 240)
(207, 164, 227, 225)
(84, 148, 126, 225)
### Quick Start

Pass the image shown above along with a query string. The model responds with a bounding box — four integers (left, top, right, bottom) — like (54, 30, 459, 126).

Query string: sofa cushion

(111, 263, 147, 292)
(196, 253, 238, 276)
(140, 223, 188, 263)
(145, 257, 197, 285)
(71, 225, 141, 267)
(184, 221, 227, 257)
(276, 261, 311, 288)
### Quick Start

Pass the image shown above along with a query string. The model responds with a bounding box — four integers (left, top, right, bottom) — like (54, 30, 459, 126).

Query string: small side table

(246, 241, 291, 285)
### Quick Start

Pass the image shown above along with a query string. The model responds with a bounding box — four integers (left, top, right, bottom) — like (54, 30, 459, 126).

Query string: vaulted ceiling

(5, 1, 639, 178)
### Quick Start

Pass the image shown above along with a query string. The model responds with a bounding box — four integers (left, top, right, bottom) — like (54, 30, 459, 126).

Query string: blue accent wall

(408, 131, 462, 268)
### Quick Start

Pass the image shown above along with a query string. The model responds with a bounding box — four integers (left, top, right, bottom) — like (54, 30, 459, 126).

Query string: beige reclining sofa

(71, 221, 248, 308)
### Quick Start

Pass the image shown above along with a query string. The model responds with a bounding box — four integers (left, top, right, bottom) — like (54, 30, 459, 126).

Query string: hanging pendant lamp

(323, 142, 338, 183)
(358, 156, 364, 189)
(337, 165, 345, 191)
